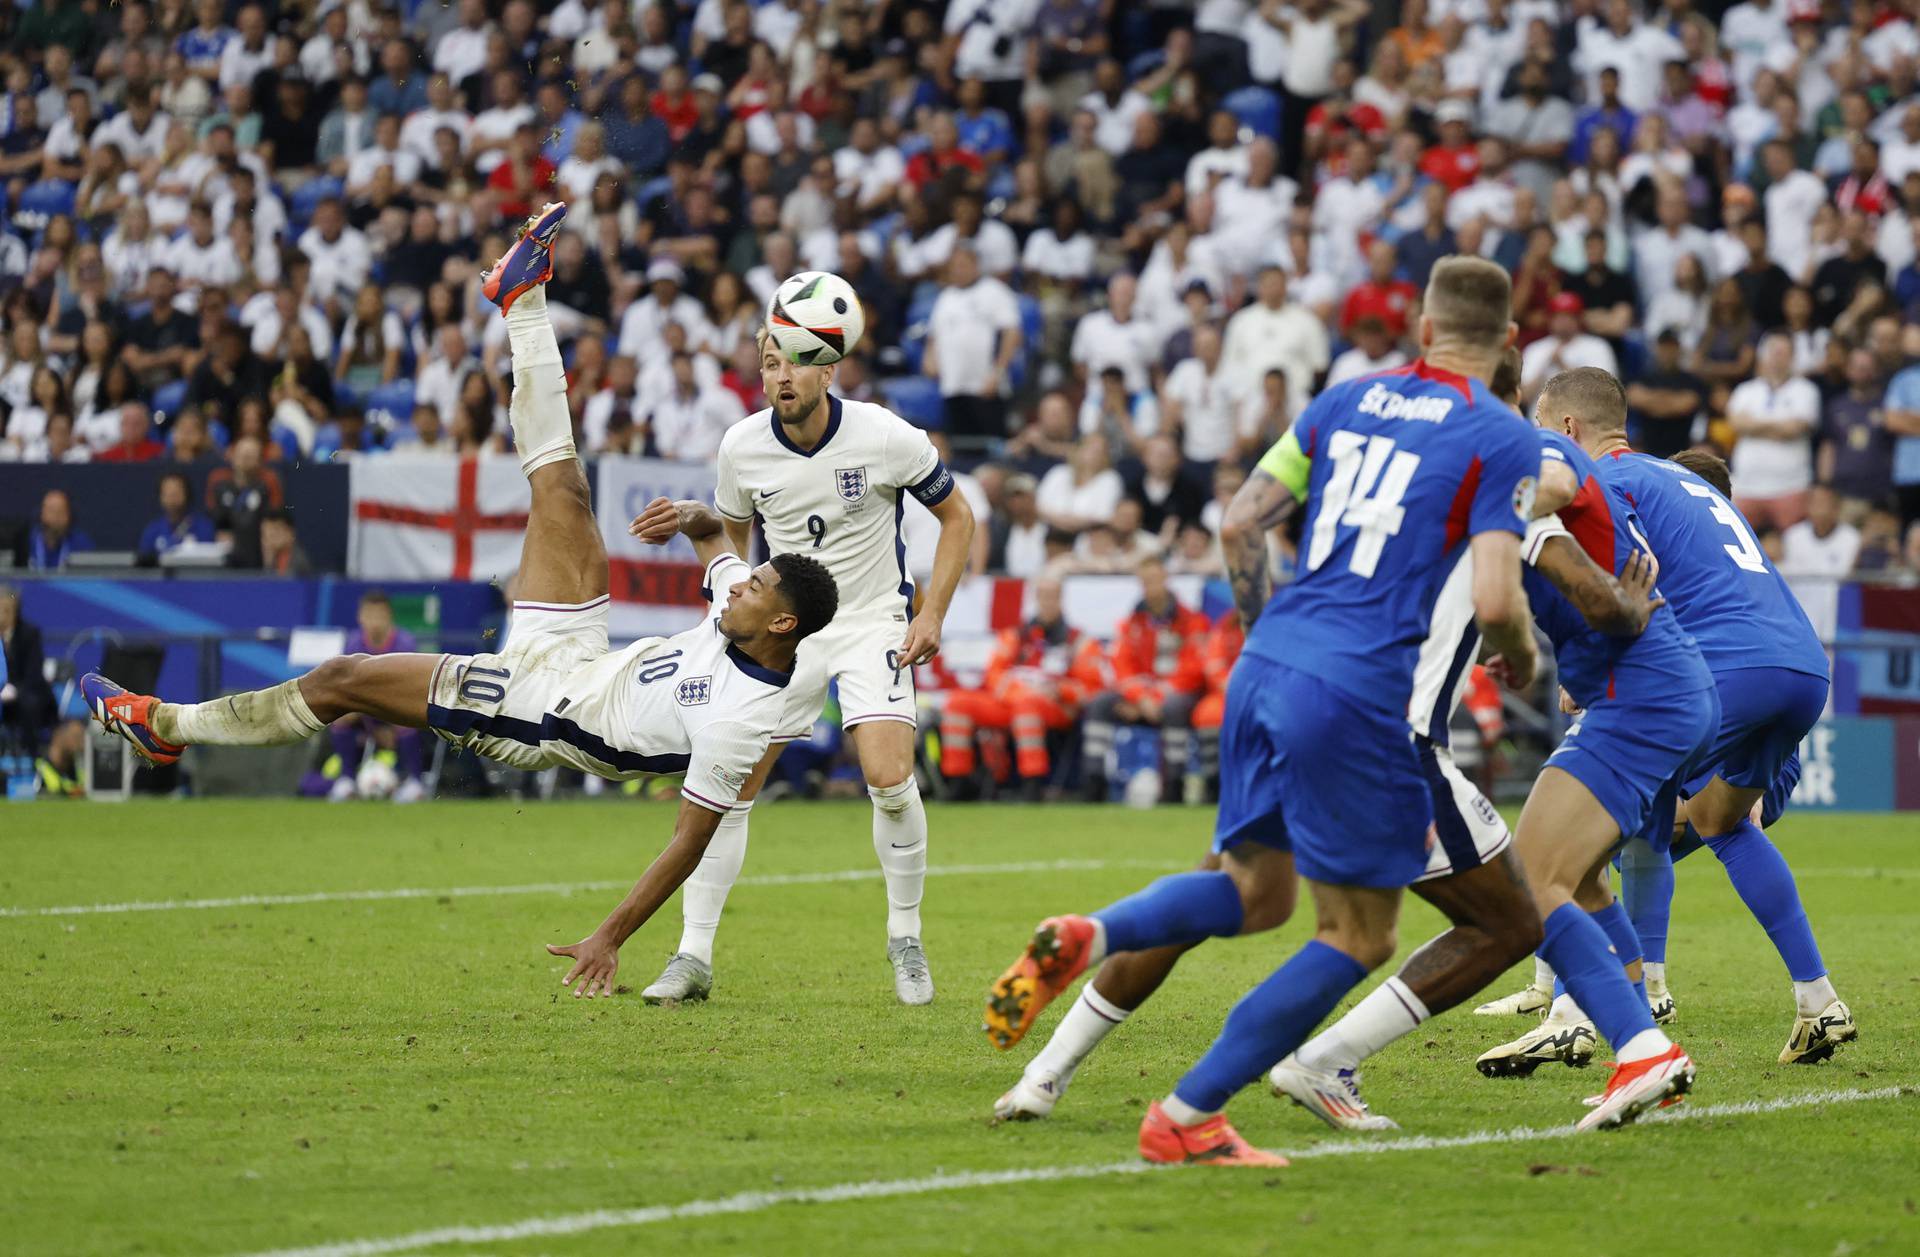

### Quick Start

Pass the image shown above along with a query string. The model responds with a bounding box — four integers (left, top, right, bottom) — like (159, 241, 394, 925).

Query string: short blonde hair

(1423, 256, 1513, 348)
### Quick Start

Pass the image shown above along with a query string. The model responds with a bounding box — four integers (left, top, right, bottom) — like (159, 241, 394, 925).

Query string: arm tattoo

(1222, 470, 1298, 630)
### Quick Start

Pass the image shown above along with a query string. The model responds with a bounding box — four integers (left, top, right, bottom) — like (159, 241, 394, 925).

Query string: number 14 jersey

(1247, 360, 1542, 717)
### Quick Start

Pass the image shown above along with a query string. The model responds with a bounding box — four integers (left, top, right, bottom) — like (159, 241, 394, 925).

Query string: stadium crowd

(8, 0, 1920, 796)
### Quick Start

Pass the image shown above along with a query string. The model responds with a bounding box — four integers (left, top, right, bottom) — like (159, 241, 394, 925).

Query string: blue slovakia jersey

(1522, 432, 1711, 707)
(1603, 451, 1830, 680)
(1245, 361, 1541, 716)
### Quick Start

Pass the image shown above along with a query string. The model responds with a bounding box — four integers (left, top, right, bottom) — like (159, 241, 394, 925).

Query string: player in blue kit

(1468, 368, 1717, 1129)
(1482, 394, 1853, 1067)
(981, 257, 1545, 1165)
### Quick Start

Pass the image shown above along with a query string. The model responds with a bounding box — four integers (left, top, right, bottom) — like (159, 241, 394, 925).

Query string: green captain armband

(1255, 427, 1311, 502)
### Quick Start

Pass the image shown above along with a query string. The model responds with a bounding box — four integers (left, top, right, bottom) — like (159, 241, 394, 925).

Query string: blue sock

(1538, 903, 1656, 1051)
(1614, 839, 1672, 966)
(1702, 818, 1826, 981)
(1173, 939, 1369, 1113)
(1093, 871, 1244, 954)
(1589, 898, 1647, 1004)
(1672, 821, 1703, 862)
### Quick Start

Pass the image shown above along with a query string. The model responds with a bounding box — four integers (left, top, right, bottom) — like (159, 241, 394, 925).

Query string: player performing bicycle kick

(81, 204, 843, 997)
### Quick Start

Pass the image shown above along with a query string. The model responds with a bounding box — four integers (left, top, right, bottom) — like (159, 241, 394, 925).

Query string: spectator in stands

(391, 404, 455, 456)
(1520, 293, 1618, 404)
(1037, 433, 1124, 535)
(187, 321, 273, 425)
(95, 402, 166, 463)
(0, 585, 54, 752)
(1077, 366, 1157, 468)
(1822, 347, 1895, 523)
(1780, 484, 1863, 580)
(326, 589, 425, 802)
(1339, 240, 1417, 338)
(1070, 273, 1156, 395)
(1626, 331, 1707, 460)
(168, 408, 216, 464)
(1004, 390, 1079, 478)
(139, 470, 215, 561)
(647, 350, 744, 464)
(1327, 316, 1408, 386)
(924, 242, 1023, 446)
(123, 267, 200, 392)
(985, 472, 1049, 578)
(1126, 433, 1208, 540)
(1220, 265, 1328, 408)
(1079, 554, 1209, 803)
(1158, 324, 1248, 468)
(258, 505, 311, 576)
(27, 489, 93, 569)
(1692, 278, 1761, 414)
(1728, 333, 1820, 529)
(206, 434, 283, 567)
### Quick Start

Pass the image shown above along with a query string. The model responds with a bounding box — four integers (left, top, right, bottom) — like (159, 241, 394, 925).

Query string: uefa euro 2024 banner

(347, 455, 717, 638)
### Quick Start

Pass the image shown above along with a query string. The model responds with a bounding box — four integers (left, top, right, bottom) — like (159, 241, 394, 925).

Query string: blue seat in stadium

(882, 376, 945, 431)
(289, 176, 345, 232)
(1017, 294, 1043, 349)
(151, 379, 189, 420)
(15, 179, 76, 224)
(1223, 86, 1282, 142)
(364, 380, 416, 424)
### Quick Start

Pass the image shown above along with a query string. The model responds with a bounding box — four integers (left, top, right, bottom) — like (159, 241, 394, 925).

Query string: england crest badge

(835, 466, 868, 503)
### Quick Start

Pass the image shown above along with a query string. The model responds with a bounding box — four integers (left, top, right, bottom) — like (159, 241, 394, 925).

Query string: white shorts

(1415, 737, 1513, 882)
(426, 595, 671, 777)
(776, 605, 917, 741)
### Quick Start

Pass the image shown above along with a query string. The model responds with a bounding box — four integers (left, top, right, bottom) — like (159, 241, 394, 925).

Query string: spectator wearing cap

(1625, 331, 1708, 459)
(1820, 348, 1895, 521)
(1221, 265, 1328, 409)
(1421, 100, 1481, 193)
(925, 243, 1024, 445)
(1728, 333, 1820, 530)
(1520, 293, 1618, 404)
(1338, 240, 1417, 338)
(1326, 316, 1409, 386)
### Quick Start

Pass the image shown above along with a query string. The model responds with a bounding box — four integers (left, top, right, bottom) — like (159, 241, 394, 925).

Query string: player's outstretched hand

(546, 933, 620, 998)
(629, 496, 683, 545)
(899, 611, 943, 667)
(1617, 548, 1665, 632)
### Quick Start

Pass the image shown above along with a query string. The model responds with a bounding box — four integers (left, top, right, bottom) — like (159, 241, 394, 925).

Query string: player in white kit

(641, 327, 977, 1007)
(82, 204, 842, 997)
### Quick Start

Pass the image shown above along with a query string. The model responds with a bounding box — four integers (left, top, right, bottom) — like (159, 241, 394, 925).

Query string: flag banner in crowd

(595, 457, 721, 637)
(348, 457, 531, 585)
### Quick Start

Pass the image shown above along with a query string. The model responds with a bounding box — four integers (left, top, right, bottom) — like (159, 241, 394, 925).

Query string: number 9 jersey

(1246, 361, 1542, 716)
(424, 552, 789, 813)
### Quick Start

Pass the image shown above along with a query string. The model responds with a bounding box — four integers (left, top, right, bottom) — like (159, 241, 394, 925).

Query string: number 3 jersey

(427, 553, 786, 813)
(1249, 360, 1541, 716)
(1599, 451, 1829, 681)
(713, 395, 955, 618)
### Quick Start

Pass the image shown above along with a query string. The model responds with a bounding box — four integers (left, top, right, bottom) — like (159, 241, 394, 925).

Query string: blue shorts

(1213, 656, 1433, 889)
(1546, 683, 1720, 848)
(1683, 666, 1828, 798)
(1671, 748, 1803, 862)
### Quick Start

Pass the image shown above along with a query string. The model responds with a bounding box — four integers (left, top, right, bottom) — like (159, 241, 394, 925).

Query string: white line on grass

(233, 1085, 1912, 1257)
(0, 858, 1182, 920)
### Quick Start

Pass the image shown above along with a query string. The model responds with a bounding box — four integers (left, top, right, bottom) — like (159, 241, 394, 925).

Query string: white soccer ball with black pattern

(765, 270, 865, 365)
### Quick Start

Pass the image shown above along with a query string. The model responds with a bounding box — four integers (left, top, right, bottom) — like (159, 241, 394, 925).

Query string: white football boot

(641, 952, 713, 1005)
(1473, 982, 1553, 1017)
(1647, 984, 1677, 1026)
(1475, 1013, 1598, 1077)
(1269, 1057, 1399, 1131)
(993, 1070, 1066, 1121)
(1780, 999, 1857, 1064)
(1576, 1044, 1694, 1132)
(888, 937, 934, 1006)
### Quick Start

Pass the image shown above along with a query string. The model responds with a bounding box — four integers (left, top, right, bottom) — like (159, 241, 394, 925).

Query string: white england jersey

(713, 395, 956, 618)
(1406, 516, 1558, 746)
(428, 553, 787, 811)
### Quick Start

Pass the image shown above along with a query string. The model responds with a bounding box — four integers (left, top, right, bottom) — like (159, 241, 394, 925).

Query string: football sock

(1644, 960, 1668, 993)
(503, 285, 576, 478)
(1793, 974, 1839, 1016)
(1172, 939, 1369, 1114)
(1532, 954, 1556, 991)
(1538, 903, 1664, 1058)
(1093, 871, 1243, 954)
(152, 679, 326, 746)
(1701, 819, 1826, 981)
(676, 802, 751, 966)
(1295, 976, 1429, 1073)
(1615, 837, 1673, 966)
(870, 777, 926, 939)
(1028, 984, 1130, 1083)
(1548, 991, 1586, 1021)
(1589, 898, 1647, 1004)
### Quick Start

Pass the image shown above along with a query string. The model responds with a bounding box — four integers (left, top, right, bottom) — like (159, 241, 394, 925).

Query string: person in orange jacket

(940, 576, 1105, 795)
(1190, 610, 1244, 800)
(1081, 554, 1211, 801)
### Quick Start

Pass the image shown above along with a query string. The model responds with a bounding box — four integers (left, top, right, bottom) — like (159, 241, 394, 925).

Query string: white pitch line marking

(232, 1085, 1913, 1257)
(0, 858, 1182, 919)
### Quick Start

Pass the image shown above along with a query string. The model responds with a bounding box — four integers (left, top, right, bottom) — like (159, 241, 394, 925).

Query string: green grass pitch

(3, 801, 1917, 1256)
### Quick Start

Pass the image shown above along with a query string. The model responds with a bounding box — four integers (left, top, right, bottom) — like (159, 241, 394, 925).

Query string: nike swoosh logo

(887, 694, 906, 702)
(890, 841, 921, 849)
(757, 488, 784, 500)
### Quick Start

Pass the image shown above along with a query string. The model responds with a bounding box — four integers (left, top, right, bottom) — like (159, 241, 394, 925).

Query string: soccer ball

(355, 754, 398, 801)
(765, 271, 865, 365)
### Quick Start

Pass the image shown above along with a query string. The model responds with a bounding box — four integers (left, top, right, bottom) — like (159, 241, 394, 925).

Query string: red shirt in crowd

(649, 89, 698, 140)
(488, 156, 557, 221)
(1107, 597, 1210, 705)
(96, 438, 166, 463)
(1419, 142, 1481, 192)
(1340, 277, 1419, 336)
(906, 145, 984, 189)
